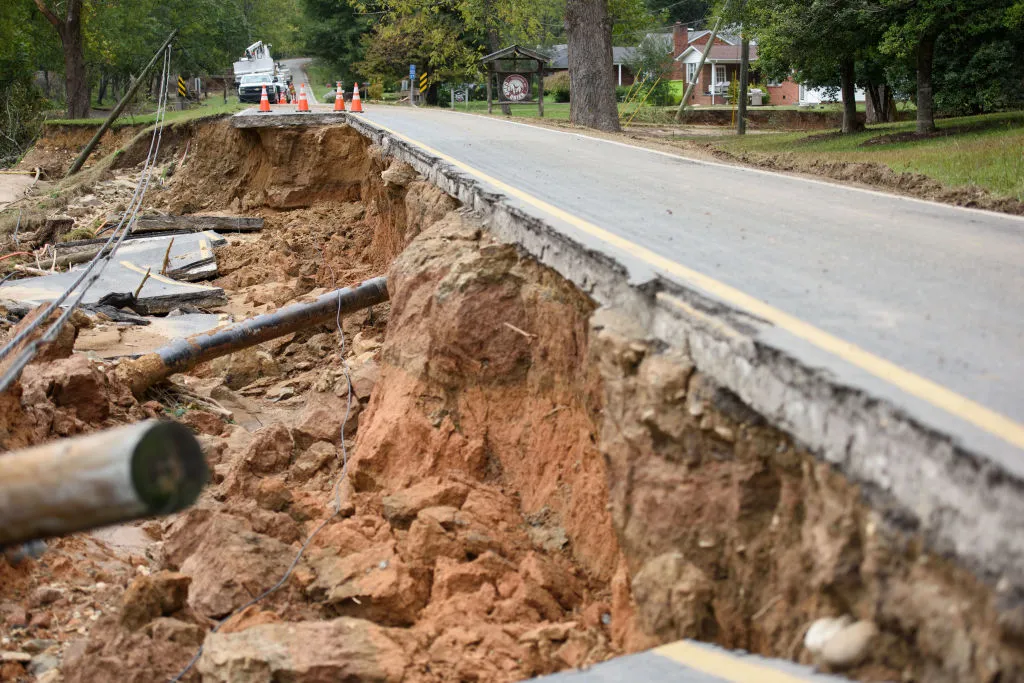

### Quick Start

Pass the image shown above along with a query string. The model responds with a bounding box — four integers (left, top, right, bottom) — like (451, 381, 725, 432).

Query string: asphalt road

(282, 57, 318, 104)
(358, 105, 1024, 465)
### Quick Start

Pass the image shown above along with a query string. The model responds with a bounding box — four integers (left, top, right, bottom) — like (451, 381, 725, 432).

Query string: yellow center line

(365, 118, 1024, 451)
(199, 239, 210, 260)
(654, 641, 812, 683)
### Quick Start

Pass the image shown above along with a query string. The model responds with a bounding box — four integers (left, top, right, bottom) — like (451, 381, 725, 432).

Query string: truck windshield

(240, 75, 270, 85)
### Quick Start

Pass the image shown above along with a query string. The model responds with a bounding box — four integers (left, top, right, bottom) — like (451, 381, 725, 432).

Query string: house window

(715, 65, 726, 84)
(686, 62, 698, 84)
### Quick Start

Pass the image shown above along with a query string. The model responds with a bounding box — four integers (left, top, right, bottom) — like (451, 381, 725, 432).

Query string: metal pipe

(120, 276, 389, 395)
(0, 420, 207, 547)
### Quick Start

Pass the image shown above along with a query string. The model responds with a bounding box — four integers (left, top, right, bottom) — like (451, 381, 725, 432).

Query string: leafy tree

(880, 0, 1013, 133)
(932, 18, 1024, 115)
(33, 0, 90, 118)
(300, 0, 368, 80)
(752, 0, 880, 133)
(624, 33, 674, 105)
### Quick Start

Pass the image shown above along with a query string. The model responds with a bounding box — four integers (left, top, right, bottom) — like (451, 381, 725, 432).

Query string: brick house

(668, 22, 800, 106)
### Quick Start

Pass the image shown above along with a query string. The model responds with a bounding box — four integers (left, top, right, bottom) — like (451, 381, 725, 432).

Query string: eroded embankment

(2, 118, 1022, 683)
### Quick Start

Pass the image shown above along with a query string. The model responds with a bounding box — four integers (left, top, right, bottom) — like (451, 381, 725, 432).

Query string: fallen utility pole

(120, 277, 389, 395)
(66, 29, 178, 177)
(675, 13, 726, 122)
(0, 420, 207, 547)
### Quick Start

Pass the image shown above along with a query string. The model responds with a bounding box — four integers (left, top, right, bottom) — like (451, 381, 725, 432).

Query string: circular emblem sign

(502, 74, 530, 101)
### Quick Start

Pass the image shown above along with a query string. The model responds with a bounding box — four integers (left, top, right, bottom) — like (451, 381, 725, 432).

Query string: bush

(0, 80, 45, 166)
(631, 78, 674, 107)
(615, 85, 630, 102)
(545, 71, 571, 102)
(368, 82, 384, 100)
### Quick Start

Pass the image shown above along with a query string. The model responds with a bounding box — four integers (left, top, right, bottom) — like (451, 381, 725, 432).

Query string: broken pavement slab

(53, 232, 226, 281)
(0, 233, 226, 315)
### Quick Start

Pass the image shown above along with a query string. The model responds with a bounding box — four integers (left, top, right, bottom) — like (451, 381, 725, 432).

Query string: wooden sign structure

(481, 44, 548, 117)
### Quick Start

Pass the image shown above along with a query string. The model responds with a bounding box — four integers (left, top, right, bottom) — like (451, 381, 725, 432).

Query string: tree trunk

(865, 82, 881, 124)
(839, 57, 861, 134)
(737, 35, 749, 135)
(97, 74, 108, 106)
(565, 0, 620, 131)
(916, 29, 938, 134)
(486, 28, 511, 116)
(865, 83, 895, 124)
(34, 0, 89, 119)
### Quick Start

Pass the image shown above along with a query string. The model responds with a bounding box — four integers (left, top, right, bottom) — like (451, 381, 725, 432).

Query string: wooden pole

(675, 15, 724, 121)
(0, 420, 207, 546)
(538, 62, 545, 118)
(737, 34, 749, 135)
(487, 64, 493, 115)
(66, 29, 178, 177)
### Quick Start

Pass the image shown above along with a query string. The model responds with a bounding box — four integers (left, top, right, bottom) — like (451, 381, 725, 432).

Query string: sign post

(409, 64, 416, 105)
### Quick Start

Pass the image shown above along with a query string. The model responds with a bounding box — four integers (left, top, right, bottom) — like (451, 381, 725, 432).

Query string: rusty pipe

(120, 277, 389, 396)
(0, 420, 207, 547)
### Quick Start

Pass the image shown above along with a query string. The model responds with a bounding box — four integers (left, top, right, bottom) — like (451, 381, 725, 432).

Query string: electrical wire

(169, 253, 359, 682)
(0, 46, 174, 393)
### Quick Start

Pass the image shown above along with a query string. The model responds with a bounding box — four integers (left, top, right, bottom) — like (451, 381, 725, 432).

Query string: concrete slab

(0, 233, 226, 314)
(232, 108, 347, 128)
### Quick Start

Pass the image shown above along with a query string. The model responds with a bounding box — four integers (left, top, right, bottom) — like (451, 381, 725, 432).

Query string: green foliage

(934, 40, 1024, 115)
(0, 82, 47, 164)
(545, 70, 571, 102)
(645, 0, 710, 24)
(300, 0, 368, 79)
(624, 33, 675, 106)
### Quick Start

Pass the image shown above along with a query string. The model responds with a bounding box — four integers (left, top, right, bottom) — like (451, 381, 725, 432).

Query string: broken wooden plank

(101, 214, 263, 234)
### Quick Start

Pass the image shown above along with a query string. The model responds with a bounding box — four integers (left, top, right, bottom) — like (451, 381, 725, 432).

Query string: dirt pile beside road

(693, 143, 1024, 215)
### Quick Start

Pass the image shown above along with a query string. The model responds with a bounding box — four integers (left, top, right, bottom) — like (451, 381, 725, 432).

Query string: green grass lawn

(47, 99, 247, 127)
(691, 111, 1024, 201)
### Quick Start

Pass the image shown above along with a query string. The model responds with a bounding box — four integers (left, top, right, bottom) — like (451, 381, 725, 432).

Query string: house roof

(677, 43, 759, 63)
(481, 44, 550, 63)
(546, 44, 636, 69)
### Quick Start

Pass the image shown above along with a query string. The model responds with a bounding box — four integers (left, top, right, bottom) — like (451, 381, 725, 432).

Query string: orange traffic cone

(258, 85, 271, 112)
(297, 84, 310, 112)
(350, 82, 363, 113)
(334, 81, 346, 112)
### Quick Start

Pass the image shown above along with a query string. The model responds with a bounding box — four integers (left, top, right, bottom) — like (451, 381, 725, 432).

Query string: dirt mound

(159, 121, 373, 213)
(17, 124, 144, 179)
